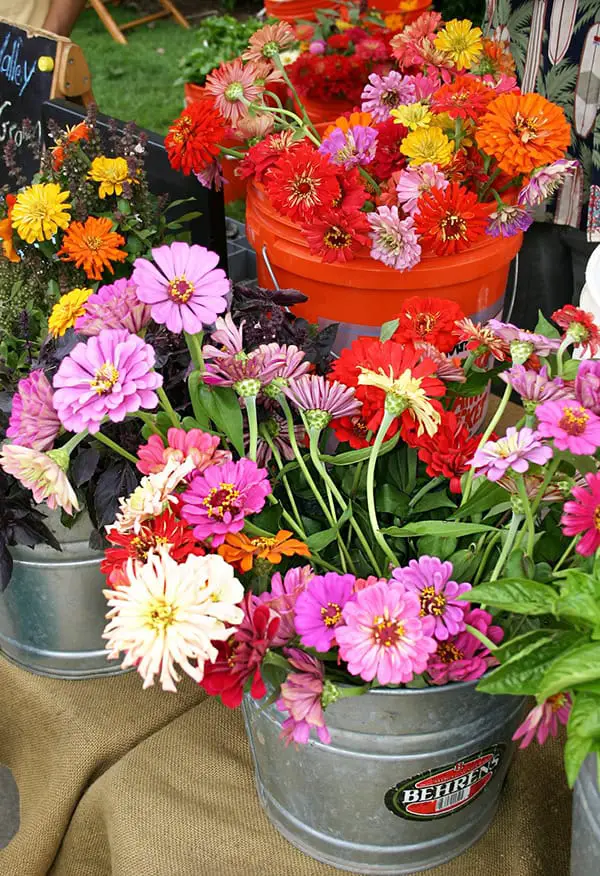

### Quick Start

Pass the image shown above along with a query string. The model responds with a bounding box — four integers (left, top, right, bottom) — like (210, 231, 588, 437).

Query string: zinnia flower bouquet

(4, 252, 600, 754)
(166, 12, 577, 270)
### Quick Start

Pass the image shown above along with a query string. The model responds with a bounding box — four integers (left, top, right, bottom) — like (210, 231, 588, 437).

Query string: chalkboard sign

(0, 18, 92, 188)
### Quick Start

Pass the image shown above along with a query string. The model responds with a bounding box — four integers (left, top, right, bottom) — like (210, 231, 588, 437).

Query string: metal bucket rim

(343, 676, 486, 698)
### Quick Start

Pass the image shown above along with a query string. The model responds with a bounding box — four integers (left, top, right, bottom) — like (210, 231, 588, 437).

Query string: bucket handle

(504, 253, 519, 324)
(262, 244, 281, 291)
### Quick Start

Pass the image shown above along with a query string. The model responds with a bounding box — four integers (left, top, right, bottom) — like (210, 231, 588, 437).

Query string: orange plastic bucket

(183, 82, 246, 205)
(264, 0, 338, 22)
(296, 94, 356, 127)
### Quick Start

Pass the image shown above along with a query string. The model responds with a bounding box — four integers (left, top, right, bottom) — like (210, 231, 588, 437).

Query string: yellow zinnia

(400, 127, 454, 167)
(391, 102, 433, 131)
(88, 156, 134, 199)
(48, 287, 92, 337)
(11, 183, 71, 244)
(434, 19, 483, 70)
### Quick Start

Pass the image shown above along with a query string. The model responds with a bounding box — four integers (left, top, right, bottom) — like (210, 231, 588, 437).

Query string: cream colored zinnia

(358, 366, 441, 436)
(110, 456, 196, 535)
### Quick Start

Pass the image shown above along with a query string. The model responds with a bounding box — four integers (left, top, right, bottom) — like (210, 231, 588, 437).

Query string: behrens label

(384, 744, 505, 821)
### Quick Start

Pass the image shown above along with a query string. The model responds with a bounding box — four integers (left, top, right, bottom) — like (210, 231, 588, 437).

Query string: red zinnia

(392, 296, 465, 354)
(201, 594, 280, 708)
(417, 410, 481, 493)
(334, 167, 369, 211)
(238, 129, 299, 184)
(165, 99, 228, 176)
(302, 207, 370, 263)
(265, 142, 341, 223)
(331, 414, 372, 449)
(369, 118, 408, 180)
(552, 304, 600, 357)
(431, 75, 493, 120)
(101, 508, 205, 586)
(414, 183, 490, 257)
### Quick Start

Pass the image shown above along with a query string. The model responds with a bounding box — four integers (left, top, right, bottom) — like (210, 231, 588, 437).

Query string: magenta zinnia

(512, 693, 571, 748)
(52, 329, 162, 434)
(7, 370, 61, 451)
(536, 400, 600, 455)
(561, 472, 600, 556)
(294, 572, 356, 652)
(132, 242, 229, 335)
(336, 579, 437, 685)
(391, 557, 471, 641)
(75, 278, 152, 336)
(426, 608, 503, 685)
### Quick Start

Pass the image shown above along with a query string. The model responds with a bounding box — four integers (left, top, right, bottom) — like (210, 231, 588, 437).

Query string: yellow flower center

(203, 483, 241, 519)
(548, 693, 567, 712)
(145, 597, 177, 632)
(251, 536, 277, 551)
(514, 111, 539, 143)
(440, 212, 468, 241)
(558, 405, 589, 435)
(436, 641, 463, 663)
(168, 275, 195, 304)
(324, 226, 352, 249)
(372, 612, 404, 648)
(320, 602, 343, 627)
(91, 363, 120, 395)
(419, 586, 447, 617)
(84, 235, 102, 251)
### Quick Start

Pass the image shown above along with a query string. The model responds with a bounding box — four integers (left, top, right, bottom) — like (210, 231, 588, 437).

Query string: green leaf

(477, 631, 581, 695)
(467, 578, 557, 615)
(307, 528, 338, 552)
(540, 642, 600, 699)
(493, 629, 557, 666)
(534, 311, 561, 339)
(569, 691, 600, 740)
(203, 385, 245, 456)
(380, 318, 399, 342)
(447, 548, 479, 582)
(564, 733, 594, 788)
(412, 491, 457, 514)
(447, 369, 492, 397)
(453, 482, 509, 519)
(555, 570, 600, 628)
(383, 521, 496, 538)
(376, 484, 410, 516)
(320, 432, 399, 465)
(417, 535, 457, 560)
(562, 359, 580, 380)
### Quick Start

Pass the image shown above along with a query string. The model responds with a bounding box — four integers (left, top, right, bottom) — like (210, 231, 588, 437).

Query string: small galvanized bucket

(243, 681, 525, 874)
(571, 754, 600, 875)
(0, 509, 121, 679)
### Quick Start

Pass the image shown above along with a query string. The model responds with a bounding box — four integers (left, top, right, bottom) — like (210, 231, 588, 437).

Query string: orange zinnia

(324, 111, 373, 137)
(0, 195, 19, 262)
(218, 530, 310, 572)
(475, 92, 571, 177)
(51, 122, 91, 171)
(57, 216, 127, 281)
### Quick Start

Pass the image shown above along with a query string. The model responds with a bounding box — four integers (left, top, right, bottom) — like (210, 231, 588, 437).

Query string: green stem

(60, 429, 89, 455)
(366, 411, 400, 568)
(260, 497, 343, 574)
(93, 431, 138, 464)
(516, 475, 536, 559)
(466, 623, 499, 653)
(272, 55, 320, 141)
(529, 456, 561, 518)
(324, 478, 351, 573)
(489, 512, 522, 582)
(473, 531, 503, 586)
(156, 386, 180, 428)
(478, 166, 502, 202)
(556, 336, 571, 378)
(220, 145, 245, 159)
(260, 427, 303, 529)
(245, 395, 258, 463)
(461, 381, 512, 505)
(135, 411, 162, 435)
(185, 331, 204, 373)
(408, 476, 444, 509)
(554, 536, 578, 573)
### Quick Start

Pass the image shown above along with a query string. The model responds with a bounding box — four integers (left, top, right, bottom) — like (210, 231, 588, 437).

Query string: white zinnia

(103, 547, 244, 691)
(109, 455, 196, 534)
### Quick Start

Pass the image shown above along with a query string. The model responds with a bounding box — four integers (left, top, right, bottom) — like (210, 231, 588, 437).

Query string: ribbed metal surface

(243, 682, 525, 874)
(571, 754, 600, 876)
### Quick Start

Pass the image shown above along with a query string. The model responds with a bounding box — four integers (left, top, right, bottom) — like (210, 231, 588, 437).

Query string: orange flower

(57, 216, 127, 281)
(475, 92, 571, 177)
(479, 38, 516, 78)
(0, 195, 19, 262)
(218, 530, 310, 572)
(324, 111, 373, 137)
(51, 122, 91, 171)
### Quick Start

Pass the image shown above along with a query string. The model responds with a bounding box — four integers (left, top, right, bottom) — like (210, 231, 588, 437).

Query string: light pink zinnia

(426, 607, 504, 685)
(512, 693, 571, 748)
(561, 471, 600, 556)
(0, 444, 79, 514)
(487, 319, 561, 359)
(536, 399, 600, 455)
(136, 427, 231, 476)
(395, 163, 448, 215)
(367, 206, 422, 271)
(7, 370, 61, 451)
(469, 426, 553, 481)
(391, 556, 471, 641)
(132, 242, 229, 335)
(205, 59, 263, 125)
(284, 374, 361, 428)
(518, 160, 579, 208)
(52, 329, 162, 434)
(361, 70, 417, 123)
(336, 580, 437, 685)
(277, 648, 331, 746)
(74, 278, 152, 336)
(499, 364, 574, 412)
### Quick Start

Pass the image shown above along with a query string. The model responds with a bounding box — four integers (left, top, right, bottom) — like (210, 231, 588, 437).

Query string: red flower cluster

(552, 305, 600, 356)
(165, 98, 228, 176)
(392, 296, 465, 353)
(431, 74, 493, 121)
(265, 142, 341, 223)
(414, 183, 490, 256)
(417, 410, 481, 493)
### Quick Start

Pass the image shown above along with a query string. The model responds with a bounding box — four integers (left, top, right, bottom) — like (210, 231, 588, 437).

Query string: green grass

(71, 6, 201, 134)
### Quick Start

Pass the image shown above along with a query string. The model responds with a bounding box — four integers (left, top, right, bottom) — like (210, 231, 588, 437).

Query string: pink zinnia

(536, 399, 600, 455)
(7, 370, 61, 451)
(470, 426, 553, 481)
(180, 457, 271, 545)
(294, 572, 356, 652)
(336, 580, 437, 685)
(426, 608, 504, 685)
(277, 648, 331, 746)
(395, 164, 448, 216)
(257, 565, 313, 647)
(487, 319, 561, 359)
(500, 364, 574, 412)
(561, 471, 600, 556)
(576, 360, 600, 415)
(136, 427, 231, 476)
(391, 556, 471, 641)
(512, 693, 571, 748)
(367, 206, 422, 271)
(74, 278, 152, 336)
(284, 374, 361, 427)
(318, 125, 378, 171)
(202, 313, 245, 359)
(518, 160, 579, 208)
(0, 444, 79, 514)
(52, 329, 162, 434)
(132, 242, 229, 335)
(361, 71, 417, 123)
(205, 59, 263, 125)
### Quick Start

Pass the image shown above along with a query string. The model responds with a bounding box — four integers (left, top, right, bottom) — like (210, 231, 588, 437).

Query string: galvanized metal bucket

(571, 754, 600, 875)
(243, 681, 525, 874)
(0, 509, 122, 679)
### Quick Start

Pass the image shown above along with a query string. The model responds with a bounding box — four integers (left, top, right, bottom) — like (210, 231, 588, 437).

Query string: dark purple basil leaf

(71, 447, 101, 487)
(94, 461, 140, 530)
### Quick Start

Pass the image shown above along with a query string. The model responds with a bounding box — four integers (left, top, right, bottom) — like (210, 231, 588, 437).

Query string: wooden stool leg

(159, 0, 190, 29)
(88, 0, 128, 44)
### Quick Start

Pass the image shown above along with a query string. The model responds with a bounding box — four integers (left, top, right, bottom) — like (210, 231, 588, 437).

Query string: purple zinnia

(336, 580, 437, 685)
(74, 278, 152, 337)
(426, 608, 503, 685)
(284, 374, 361, 429)
(259, 342, 311, 390)
(277, 648, 331, 746)
(518, 159, 579, 208)
(257, 566, 313, 646)
(132, 242, 229, 335)
(361, 70, 417, 122)
(294, 572, 356, 652)
(318, 125, 378, 170)
(512, 693, 571, 748)
(7, 370, 61, 451)
(575, 360, 600, 414)
(487, 319, 561, 360)
(367, 206, 422, 271)
(203, 347, 285, 397)
(52, 329, 162, 434)
(395, 163, 448, 215)
(250, 414, 305, 467)
(391, 556, 471, 641)
(196, 159, 226, 191)
(470, 425, 553, 481)
(487, 204, 533, 238)
(535, 399, 600, 455)
(202, 313, 245, 360)
(180, 457, 271, 545)
(500, 364, 574, 412)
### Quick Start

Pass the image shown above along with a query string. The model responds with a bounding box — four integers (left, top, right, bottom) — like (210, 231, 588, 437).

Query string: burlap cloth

(0, 654, 571, 876)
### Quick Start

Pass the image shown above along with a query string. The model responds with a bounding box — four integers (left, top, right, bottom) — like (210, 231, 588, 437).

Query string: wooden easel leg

(88, 0, 128, 44)
(159, 0, 190, 29)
